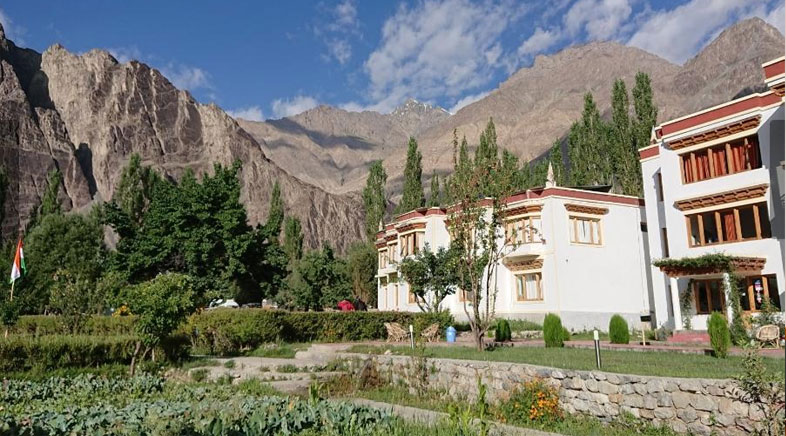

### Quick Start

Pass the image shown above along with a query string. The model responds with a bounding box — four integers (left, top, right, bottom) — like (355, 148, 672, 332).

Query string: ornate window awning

(565, 203, 609, 215)
(666, 115, 761, 151)
(674, 184, 768, 211)
(657, 256, 766, 277)
(503, 257, 543, 271)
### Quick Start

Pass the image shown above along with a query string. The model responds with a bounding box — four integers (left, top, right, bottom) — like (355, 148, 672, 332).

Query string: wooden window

(505, 216, 542, 244)
(656, 172, 664, 201)
(515, 272, 543, 301)
(686, 202, 770, 247)
(569, 216, 602, 245)
(378, 250, 388, 269)
(660, 228, 669, 257)
(458, 288, 475, 303)
(741, 275, 782, 312)
(408, 287, 417, 304)
(693, 279, 725, 314)
(399, 232, 423, 257)
(680, 135, 762, 184)
(388, 244, 398, 262)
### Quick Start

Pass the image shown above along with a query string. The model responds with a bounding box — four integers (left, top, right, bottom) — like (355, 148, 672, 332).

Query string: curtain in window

(525, 274, 539, 300)
(722, 211, 736, 241)
(578, 219, 591, 243)
(713, 148, 727, 176)
(729, 142, 745, 173)
(696, 153, 710, 180)
(743, 140, 759, 169)
(683, 156, 694, 183)
(516, 276, 524, 299)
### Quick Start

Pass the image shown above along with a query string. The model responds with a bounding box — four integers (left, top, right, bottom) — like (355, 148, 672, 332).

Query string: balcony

(503, 242, 545, 260)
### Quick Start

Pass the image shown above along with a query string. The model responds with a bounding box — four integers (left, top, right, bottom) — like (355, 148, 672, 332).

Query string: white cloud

(334, 0, 358, 28)
(318, 0, 362, 65)
(160, 63, 213, 91)
(0, 8, 26, 44)
(108, 46, 143, 64)
(764, 1, 785, 34)
(449, 90, 491, 113)
(518, 27, 561, 57)
(227, 106, 265, 121)
(326, 39, 352, 65)
(627, 0, 768, 64)
(271, 95, 320, 118)
(362, 0, 525, 113)
(564, 0, 633, 40)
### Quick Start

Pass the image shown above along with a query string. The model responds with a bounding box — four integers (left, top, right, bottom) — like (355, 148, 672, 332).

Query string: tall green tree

(264, 181, 285, 239)
(399, 244, 459, 313)
(114, 154, 159, 226)
(547, 139, 567, 186)
(568, 93, 612, 186)
(609, 79, 643, 196)
(26, 169, 63, 230)
(396, 137, 425, 214)
(427, 172, 441, 207)
(0, 166, 7, 237)
(632, 72, 658, 150)
(346, 241, 377, 306)
(500, 149, 522, 193)
(474, 119, 500, 196)
(291, 244, 351, 311)
(283, 216, 304, 264)
(362, 161, 387, 240)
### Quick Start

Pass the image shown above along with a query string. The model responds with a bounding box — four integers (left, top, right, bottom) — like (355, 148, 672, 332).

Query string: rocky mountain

(239, 18, 784, 200)
(0, 24, 364, 251)
(238, 98, 448, 194)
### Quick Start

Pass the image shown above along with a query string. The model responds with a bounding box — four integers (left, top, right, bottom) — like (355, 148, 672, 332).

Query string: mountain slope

(240, 18, 784, 200)
(0, 26, 364, 251)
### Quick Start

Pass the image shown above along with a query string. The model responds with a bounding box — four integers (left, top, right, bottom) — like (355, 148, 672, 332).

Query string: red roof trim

(660, 92, 780, 136)
(392, 207, 446, 223)
(505, 187, 643, 206)
(639, 146, 659, 160)
(764, 59, 784, 80)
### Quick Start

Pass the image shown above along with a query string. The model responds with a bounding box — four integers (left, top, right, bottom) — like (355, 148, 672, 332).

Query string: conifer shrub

(708, 312, 730, 358)
(495, 319, 511, 342)
(608, 314, 630, 344)
(543, 314, 564, 348)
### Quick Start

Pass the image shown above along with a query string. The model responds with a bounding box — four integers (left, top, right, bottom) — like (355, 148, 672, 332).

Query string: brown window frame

(656, 172, 664, 201)
(741, 275, 782, 312)
(660, 228, 670, 257)
(685, 202, 771, 247)
(692, 279, 726, 315)
(515, 272, 543, 302)
(569, 216, 602, 245)
(505, 215, 542, 245)
(680, 135, 762, 184)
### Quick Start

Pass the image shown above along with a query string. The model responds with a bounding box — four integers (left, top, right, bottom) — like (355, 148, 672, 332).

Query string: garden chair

(755, 324, 779, 348)
(384, 322, 408, 342)
(421, 323, 440, 342)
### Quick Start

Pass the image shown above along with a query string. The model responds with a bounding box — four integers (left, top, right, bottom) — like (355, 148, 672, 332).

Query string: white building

(376, 185, 653, 331)
(639, 57, 785, 330)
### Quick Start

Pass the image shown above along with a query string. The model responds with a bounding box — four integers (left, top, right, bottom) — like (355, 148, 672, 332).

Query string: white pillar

(723, 272, 733, 322)
(670, 276, 682, 331)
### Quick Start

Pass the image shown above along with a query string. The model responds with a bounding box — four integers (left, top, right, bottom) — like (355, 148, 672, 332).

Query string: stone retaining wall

(347, 353, 766, 436)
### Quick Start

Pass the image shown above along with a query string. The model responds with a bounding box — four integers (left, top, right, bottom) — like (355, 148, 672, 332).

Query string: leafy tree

(399, 244, 459, 312)
(292, 244, 351, 310)
(609, 79, 642, 196)
(362, 161, 387, 240)
(0, 166, 7, 236)
(568, 93, 612, 187)
(114, 154, 159, 226)
(20, 212, 105, 313)
(474, 119, 500, 196)
(396, 137, 425, 214)
(264, 181, 285, 239)
(500, 149, 522, 193)
(283, 216, 304, 264)
(26, 169, 62, 230)
(127, 273, 194, 375)
(49, 270, 93, 333)
(735, 345, 785, 436)
(632, 72, 658, 150)
(547, 139, 567, 186)
(346, 241, 377, 306)
(428, 172, 441, 207)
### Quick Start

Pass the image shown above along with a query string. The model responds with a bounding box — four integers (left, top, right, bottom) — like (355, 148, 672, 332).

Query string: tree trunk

(474, 328, 484, 351)
(129, 341, 142, 376)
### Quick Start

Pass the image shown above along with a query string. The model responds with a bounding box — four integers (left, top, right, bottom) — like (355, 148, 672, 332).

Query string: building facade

(639, 57, 785, 330)
(376, 187, 652, 331)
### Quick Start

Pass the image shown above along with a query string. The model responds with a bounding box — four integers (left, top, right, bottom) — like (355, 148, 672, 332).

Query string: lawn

(347, 344, 784, 379)
(247, 342, 311, 358)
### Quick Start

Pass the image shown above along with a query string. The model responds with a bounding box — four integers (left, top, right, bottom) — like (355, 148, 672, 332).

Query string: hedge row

(12, 315, 136, 336)
(185, 309, 454, 355)
(0, 334, 190, 372)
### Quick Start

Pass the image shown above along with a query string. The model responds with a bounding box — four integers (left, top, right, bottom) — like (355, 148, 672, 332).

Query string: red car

(337, 300, 355, 311)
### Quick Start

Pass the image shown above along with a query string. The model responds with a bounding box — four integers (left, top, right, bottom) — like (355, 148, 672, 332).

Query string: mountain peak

(391, 98, 448, 118)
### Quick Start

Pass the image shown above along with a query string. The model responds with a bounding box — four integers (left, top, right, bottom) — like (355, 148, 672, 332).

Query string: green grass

(179, 357, 220, 370)
(347, 345, 784, 379)
(275, 364, 300, 373)
(247, 342, 311, 358)
(1, 363, 130, 380)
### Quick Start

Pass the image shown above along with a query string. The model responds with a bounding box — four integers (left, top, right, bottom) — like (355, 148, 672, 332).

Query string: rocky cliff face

(239, 18, 784, 201)
(0, 25, 364, 251)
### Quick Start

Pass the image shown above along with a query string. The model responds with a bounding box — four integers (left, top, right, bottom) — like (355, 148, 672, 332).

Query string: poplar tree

(362, 161, 387, 240)
(500, 149, 521, 192)
(264, 181, 285, 239)
(283, 216, 304, 264)
(609, 79, 643, 196)
(396, 137, 425, 214)
(428, 172, 441, 207)
(568, 93, 612, 186)
(632, 72, 658, 150)
(548, 139, 566, 186)
(474, 119, 500, 195)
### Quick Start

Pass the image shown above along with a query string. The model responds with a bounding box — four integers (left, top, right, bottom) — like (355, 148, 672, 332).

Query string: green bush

(13, 315, 136, 336)
(186, 310, 454, 355)
(543, 314, 564, 348)
(708, 312, 730, 358)
(562, 327, 571, 342)
(608, 315, 630, 344)
(495, 319, 511, 342)
(493, 378, 562, 425)
(0, 334, 189, 372)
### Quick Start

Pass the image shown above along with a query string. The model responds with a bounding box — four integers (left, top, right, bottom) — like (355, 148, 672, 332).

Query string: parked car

(207, 298, 239, 309)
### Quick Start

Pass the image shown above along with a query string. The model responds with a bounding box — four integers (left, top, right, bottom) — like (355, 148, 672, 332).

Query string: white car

(206, 298, 239, 309)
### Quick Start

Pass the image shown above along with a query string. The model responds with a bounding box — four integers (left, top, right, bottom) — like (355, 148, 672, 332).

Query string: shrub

(191, 368, 209, 382)
(494, 379, 562, 425)
(13, 315, 137, 336)
(608, 315, 630, 344)
(186, 310, 454, 355)
(708, 312, 730, 358)
(495, 319, 511, 342)
(561, 327, 571, 342)
(543, 314, 564, 348)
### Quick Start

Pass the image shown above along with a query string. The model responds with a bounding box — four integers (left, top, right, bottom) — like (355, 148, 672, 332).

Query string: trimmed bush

(561, 327, 571, 342)
(495, 319, 512, 342)
(13, 315, 136, 336)
(0, 334, 189, 372)
(608, 314, 630, 344)
(708, 312, 730, 358)
(543, 314, 564, 348)
(186, 309, 454, 355)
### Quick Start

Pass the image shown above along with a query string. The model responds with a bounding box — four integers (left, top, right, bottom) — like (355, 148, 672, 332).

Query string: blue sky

(1, 0, 783, 120)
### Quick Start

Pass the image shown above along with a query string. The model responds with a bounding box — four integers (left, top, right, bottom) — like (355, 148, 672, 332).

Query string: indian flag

(9, 238, 25, 284)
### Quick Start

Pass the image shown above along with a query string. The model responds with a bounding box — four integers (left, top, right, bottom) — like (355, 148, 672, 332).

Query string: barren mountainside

(0, 24, 364, 251)
(239, 18, 784, 200)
